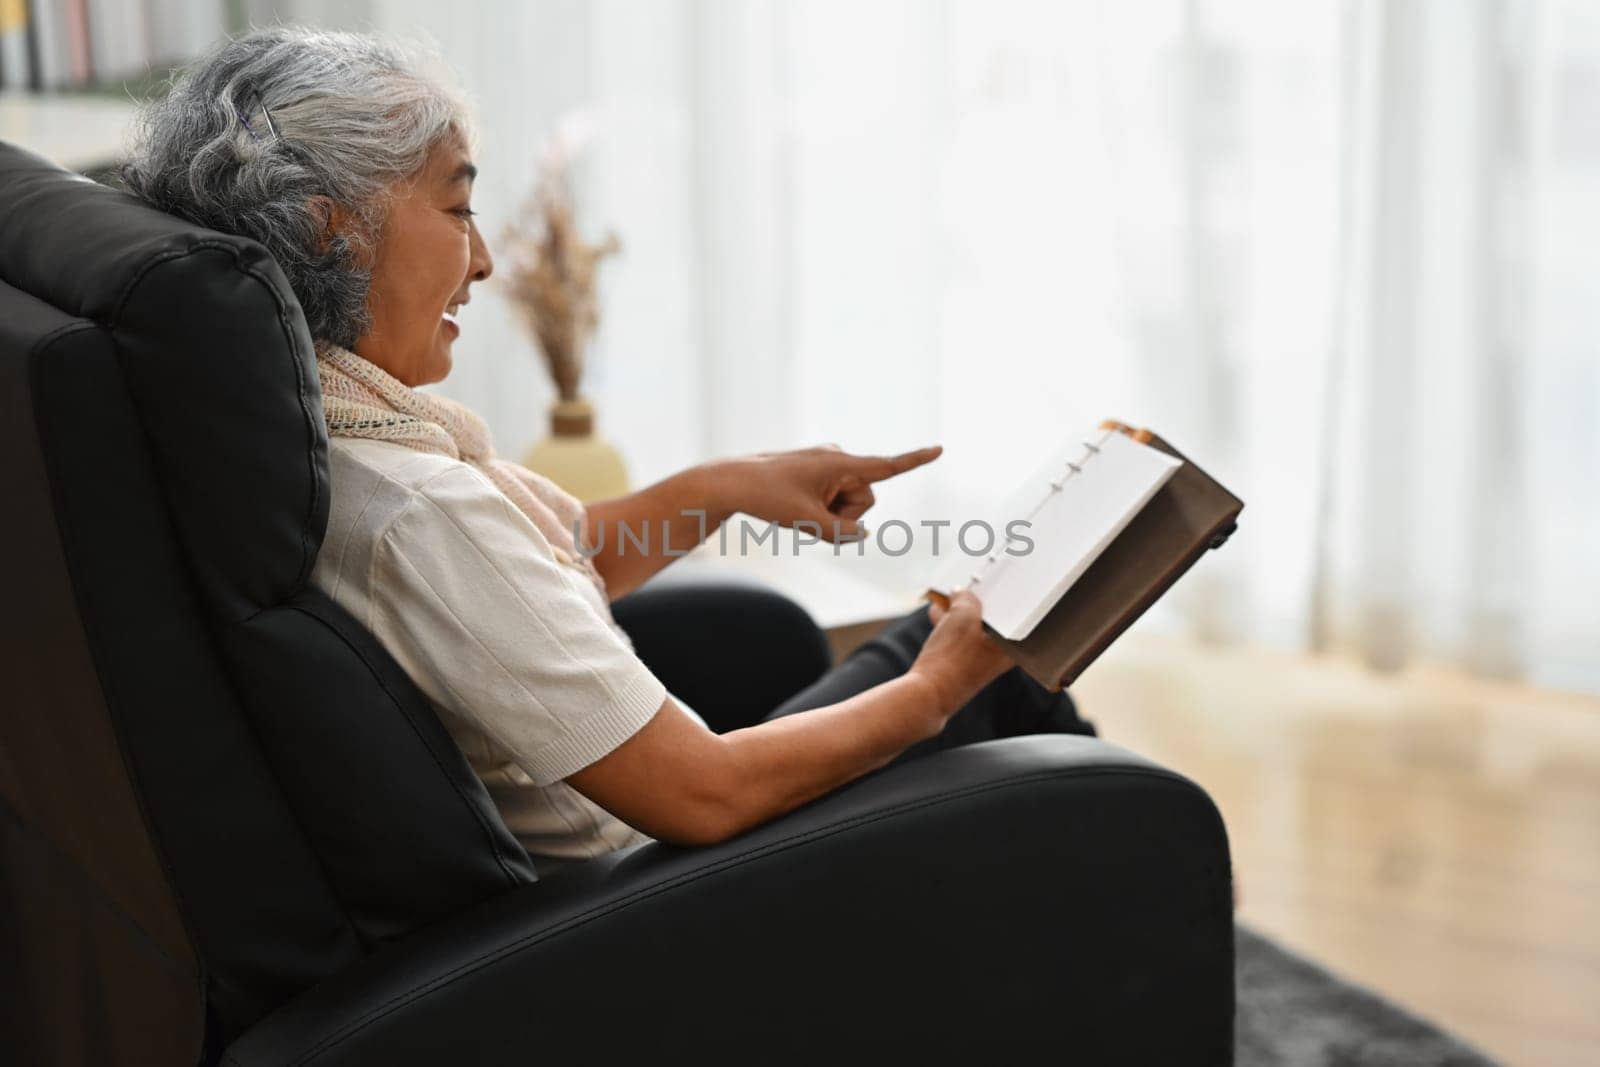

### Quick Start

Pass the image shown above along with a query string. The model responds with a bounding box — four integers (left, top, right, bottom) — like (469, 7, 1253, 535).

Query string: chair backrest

(0, 142, 536, 1065)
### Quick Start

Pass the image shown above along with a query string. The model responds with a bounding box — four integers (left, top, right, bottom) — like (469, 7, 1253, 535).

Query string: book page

(934, 427, 1182, 640)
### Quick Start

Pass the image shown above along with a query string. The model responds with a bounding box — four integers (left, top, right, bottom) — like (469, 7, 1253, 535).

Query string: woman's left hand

(720, 443, 943, 542)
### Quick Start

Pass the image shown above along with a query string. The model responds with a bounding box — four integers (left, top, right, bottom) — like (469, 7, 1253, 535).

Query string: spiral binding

(965, 431, 1112, 588)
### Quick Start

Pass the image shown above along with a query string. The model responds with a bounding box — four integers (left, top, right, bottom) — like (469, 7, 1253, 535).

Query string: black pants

(763, 605, 1094, 763)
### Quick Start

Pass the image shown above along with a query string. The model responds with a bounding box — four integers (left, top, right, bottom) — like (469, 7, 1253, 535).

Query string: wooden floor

(1063, 633, 1600, 1067)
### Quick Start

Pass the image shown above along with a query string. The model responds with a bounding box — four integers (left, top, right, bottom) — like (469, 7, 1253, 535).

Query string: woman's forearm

(568, 671, 956, 848)
(584, 461, 739, 598)
(705, 672, 953, 839)
(566, 590, 1008, 848)
(684, 595, 1009, 845)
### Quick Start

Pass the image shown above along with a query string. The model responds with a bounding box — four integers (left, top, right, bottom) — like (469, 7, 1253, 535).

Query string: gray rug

(1236, 925, 1501, 1067)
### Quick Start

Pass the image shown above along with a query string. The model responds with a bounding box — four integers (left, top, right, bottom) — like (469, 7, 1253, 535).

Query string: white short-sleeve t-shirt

(310, 437, 669, 865)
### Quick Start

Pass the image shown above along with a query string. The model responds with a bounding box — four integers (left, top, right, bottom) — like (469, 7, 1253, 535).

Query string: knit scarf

(313, 341, 608, 599)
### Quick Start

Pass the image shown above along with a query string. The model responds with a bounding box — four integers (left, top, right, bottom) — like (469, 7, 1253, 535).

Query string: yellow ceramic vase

(520, 397, 630, 503)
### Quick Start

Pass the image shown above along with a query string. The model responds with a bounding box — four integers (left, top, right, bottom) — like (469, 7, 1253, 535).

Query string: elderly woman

(120, 27, 1091, 870)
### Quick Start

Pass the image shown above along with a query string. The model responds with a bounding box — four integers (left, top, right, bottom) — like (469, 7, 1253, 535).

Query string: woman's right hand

(908, 590, 1015, 719)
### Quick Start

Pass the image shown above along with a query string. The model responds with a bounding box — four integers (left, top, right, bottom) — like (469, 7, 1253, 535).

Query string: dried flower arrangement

(498, 118, 621, 402)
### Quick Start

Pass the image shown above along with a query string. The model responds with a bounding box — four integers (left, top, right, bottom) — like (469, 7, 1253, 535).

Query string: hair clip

(236, 92, 280, 143)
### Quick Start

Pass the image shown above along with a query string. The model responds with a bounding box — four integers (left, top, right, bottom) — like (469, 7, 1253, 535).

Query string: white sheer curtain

(288, 0, 1600, 695)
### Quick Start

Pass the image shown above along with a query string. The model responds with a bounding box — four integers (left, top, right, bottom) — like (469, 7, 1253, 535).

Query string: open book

(928, 421, 1243, 690)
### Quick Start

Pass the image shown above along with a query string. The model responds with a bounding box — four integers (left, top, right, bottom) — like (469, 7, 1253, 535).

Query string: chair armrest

(224, 736, 1233, 1066)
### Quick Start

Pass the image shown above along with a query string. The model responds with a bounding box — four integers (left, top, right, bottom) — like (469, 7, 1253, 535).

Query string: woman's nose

(469, 221, 494, 282)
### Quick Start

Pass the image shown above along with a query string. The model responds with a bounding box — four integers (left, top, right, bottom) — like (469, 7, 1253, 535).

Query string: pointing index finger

(864, 444, 944, 482)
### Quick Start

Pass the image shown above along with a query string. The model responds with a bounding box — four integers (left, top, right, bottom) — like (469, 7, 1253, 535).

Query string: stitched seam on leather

(222, 249, 324, 593)
(211, 241, 326, 598)
(290, 600, 532, 890)
(104, 238, 324, 599)
(271, 764, 1222, 1066)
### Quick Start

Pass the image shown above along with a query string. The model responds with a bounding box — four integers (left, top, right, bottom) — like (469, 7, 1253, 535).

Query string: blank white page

(938, 428, 1181, 641)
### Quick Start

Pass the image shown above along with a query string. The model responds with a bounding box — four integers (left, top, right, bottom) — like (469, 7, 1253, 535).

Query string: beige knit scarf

(314, 341, 607, 598)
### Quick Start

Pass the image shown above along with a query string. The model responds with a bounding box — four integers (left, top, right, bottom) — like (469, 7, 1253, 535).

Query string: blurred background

(4, 2, 1598, 1063)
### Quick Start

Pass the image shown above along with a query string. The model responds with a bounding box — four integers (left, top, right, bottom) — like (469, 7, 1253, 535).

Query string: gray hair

(119, 26, 475, 348)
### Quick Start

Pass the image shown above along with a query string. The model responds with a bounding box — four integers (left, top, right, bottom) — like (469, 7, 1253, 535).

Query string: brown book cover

(930, 422, 1243, 691)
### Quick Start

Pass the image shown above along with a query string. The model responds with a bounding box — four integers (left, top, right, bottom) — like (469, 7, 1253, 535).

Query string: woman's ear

(306, 195, 353, 257)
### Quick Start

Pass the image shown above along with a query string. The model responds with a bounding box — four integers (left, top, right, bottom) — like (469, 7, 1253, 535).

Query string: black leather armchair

(0, 142, 1234, 1066)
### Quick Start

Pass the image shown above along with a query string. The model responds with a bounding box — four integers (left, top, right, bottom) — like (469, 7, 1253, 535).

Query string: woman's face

(352, 136, 493, 386)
